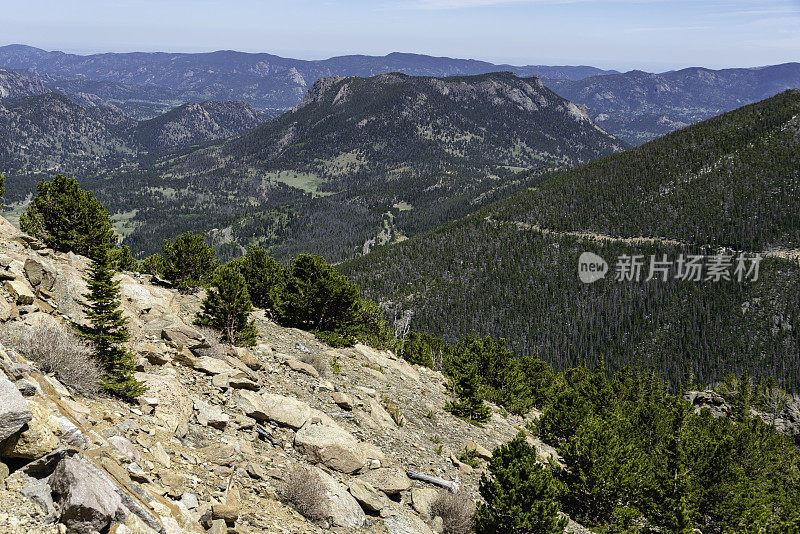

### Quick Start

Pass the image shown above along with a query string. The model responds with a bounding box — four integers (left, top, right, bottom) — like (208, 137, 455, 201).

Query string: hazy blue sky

(2, 0, 799, 71)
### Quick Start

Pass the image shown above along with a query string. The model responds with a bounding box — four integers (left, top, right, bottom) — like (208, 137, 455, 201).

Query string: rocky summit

(0, 215, 581, 534)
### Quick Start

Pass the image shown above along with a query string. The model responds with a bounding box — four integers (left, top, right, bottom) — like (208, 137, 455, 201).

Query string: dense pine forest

(344, 90, 800, 391)
(494, 89, 800, 251)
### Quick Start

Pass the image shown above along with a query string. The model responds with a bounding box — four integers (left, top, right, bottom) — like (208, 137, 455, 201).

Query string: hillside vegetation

(65, 72, 627, 260)
(344, 91, 800, 390)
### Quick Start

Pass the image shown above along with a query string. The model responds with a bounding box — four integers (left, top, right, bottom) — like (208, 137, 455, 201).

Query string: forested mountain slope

(131, 100, 266, 150)
(0, 68, 49, 99)
(0, 92, 136, 175)
(343, 90, 800, 390)
(494, 89, 800, 251)
(186, 72, 626, 182)
(72, 72, 627, 260)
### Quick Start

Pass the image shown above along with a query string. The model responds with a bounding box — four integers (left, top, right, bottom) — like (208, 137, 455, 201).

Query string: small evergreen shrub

(475, 433, 567, 534)
(194, 262, 258, 347)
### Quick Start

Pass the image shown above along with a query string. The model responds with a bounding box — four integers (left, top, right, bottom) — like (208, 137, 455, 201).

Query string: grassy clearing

(263, 170, 332, 197)
(111, 209, 139, 238)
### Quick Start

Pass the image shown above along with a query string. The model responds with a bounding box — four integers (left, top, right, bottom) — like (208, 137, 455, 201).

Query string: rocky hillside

(0, 69, 49, 100)
(0, 94, 266, 176)
(132, 101, 266, 151)
(213, 72, 627, 179)
(0, 216, 589, 534)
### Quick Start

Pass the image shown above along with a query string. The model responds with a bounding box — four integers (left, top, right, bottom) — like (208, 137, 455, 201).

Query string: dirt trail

(485, 217, 800, 266)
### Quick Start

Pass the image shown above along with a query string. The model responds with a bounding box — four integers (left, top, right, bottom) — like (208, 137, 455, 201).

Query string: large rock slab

(260, 393, 314, 429)
(315, 468, 366, 528)
(133, 373, 193, 433)
(24, 258, 56, 290)
(383, 511, 435, 534)
(49, 456, 127, 533)
(231, 391, 313, 429)
(0, 377, 32, 442)
(411, 487, 439, 519)
(160, 322, 208, 349)
(348, 478, 385, 513)
(0, 397, 61, 459)
(5, 279, 35, 305)
(357, 467, 412, 496)
(294, 421, 367, 474)
(191, 356, 237, 376)
(119, 277, 178, 316)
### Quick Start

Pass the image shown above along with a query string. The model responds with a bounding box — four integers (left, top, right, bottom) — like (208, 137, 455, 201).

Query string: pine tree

(194, 263, 258, 346)
(272, 253, 360, 331)
(20, 174, 116, 258)
(237, 246, 285, 309)
(76, 245, 145, 397)
(475, 433, 567, 534)
(157, 231, 218, 290)
(444, 348, 491, 424)
(110, 244, 138, 271)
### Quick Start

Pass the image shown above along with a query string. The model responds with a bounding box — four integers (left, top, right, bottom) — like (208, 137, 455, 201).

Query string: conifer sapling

(76, 244, 145, 397)
(194, 263, 258, 346)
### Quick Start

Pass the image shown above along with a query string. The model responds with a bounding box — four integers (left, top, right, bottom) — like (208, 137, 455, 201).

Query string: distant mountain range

(1, 45, 798, 144)
(0, 44, 616, 116)
(548, 64, 800, 143)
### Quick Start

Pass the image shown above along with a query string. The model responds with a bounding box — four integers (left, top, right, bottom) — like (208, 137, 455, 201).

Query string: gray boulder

(357, 467, 412, 496)
(294, 421, 367, 474)
(314, 468, 366, 528)
(0, 377, 33, 442)
(49, 456, 127, 533)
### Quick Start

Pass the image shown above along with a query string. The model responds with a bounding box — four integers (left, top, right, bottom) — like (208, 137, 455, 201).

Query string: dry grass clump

(193, 326, 228, 359)
(382, 395, 406, 427)
(299, 352, 327, 377)
(430, 490, 475, 534)
(283, 467, 328, 521)
(0, 320, 101, 395)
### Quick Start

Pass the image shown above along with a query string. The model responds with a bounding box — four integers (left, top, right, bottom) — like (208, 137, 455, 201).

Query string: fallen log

(255, 424, 284, 449)
(406, 470, 460, 493)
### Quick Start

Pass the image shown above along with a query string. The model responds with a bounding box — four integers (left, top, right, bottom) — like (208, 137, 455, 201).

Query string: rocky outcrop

(294, 420, 368, 474)
(49, 455, 127, 533)
(357, 467, 412, 496)
(314, 467, 365, 528)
